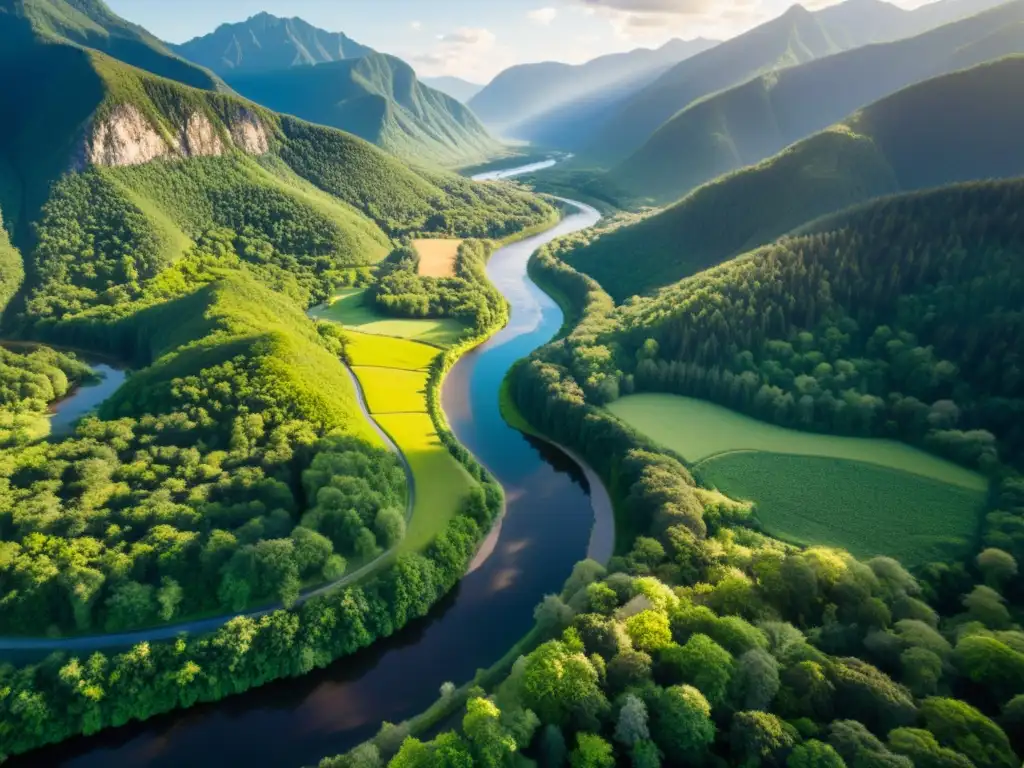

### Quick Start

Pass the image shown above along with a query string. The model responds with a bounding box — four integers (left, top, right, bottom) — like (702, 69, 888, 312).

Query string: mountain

(466, 38, 718, 140)
(564, 55, 1024, 302)
(815, 0, 1009, 46)
(173, 12, 374, 76)
(225, 52, 502, 168)
(610, 0, 1024, 203)
(422, 75, 483, 103)
(582, 5, 846, 164)
(0, 16, 552, 324)
(0, 0, 220, 90)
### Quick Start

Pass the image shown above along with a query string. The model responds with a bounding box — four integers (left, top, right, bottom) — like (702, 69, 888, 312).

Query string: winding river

(14, 173, 604, 768)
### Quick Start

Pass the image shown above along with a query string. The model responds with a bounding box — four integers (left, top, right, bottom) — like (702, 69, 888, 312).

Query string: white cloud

(410, 20, 422, 31)
(568, 0, 764, 40)
(410, 27, 511, 80)
(527, 7, 559, 24)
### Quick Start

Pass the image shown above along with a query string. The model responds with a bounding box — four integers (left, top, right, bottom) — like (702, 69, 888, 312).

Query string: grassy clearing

(378, 412, 476, 552)
(345, 330, 440, 371)
(311, 288, 467, 347)
(413, 238, 462, 277)
(700, 451, 985, 566)
(606, 394, 986, 490)
(352, 366, 430, 414)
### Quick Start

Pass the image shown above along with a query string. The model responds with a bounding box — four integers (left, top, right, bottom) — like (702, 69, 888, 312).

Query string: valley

(2, 1, 1024, 767)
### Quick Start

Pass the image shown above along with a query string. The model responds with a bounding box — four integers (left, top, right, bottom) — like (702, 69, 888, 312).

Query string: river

(15, 169, 604, 768)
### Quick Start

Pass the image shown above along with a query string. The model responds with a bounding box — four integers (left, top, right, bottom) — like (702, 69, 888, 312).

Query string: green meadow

(607, 394, 988, 563)
(311, 288, 467, 347)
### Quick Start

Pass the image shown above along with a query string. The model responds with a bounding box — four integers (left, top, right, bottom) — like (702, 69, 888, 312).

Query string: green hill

(0, 0, 220, 90)
(173, 12, 374, 76)
(226, 52, 502, 168)
(611, 0, 1024, 203)
(565, 55, 1024, 302)
(561, 178, 1024, 469)
(582, 5, 846, 164)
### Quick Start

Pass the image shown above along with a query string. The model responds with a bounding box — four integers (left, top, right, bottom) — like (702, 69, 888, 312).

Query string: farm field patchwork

(413, 238, 462, 277)
(343, 330, 476, 553)
(607, 393, 988, 563)
(310, 287, 467, 347)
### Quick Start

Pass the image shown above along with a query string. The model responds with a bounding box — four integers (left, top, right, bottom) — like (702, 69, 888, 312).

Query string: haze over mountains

(565, 54, 1024, 301)
(466, 37, 719, 144)
(422, 76, 483, 104)
(612, 0, 1024, 203)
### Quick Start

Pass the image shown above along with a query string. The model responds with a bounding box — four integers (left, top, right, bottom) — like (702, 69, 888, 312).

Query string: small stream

(49, 364, 127, 438)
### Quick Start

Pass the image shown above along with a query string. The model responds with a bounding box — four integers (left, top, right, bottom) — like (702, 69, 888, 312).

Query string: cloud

(410, 26, 510, 80)
(410, 20, 422, 31)
(527, 7, 559, 24)
(568, 0, 763, 40)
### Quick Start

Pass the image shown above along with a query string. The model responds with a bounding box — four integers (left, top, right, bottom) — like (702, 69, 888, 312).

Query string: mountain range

(564, 54, 1024, 301)
(422, 76, 483, 103)
(610, 0, 1024, 203)
(466, 37, 719, 144)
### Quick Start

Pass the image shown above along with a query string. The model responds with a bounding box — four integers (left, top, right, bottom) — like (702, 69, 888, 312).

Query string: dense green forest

(227, 53, 502, 168)
(610, 1, 1024, 203)
(566, 55, 1024, 302)
(371, 240, 507, 334)
(0, 344, 94, 446)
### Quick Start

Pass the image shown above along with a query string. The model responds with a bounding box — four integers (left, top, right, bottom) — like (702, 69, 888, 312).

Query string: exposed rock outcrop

(75, 104, 176, 170)
(229, 108, 270, 155)
(180, 112, 225, 157)
(74, 104, 270, 170)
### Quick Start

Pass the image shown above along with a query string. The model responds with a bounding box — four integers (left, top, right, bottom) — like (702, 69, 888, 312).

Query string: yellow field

(377, 412, 476, 551)
(344, 331, 477, 553)
(413, 238, 462, 278)
(345, 330, 439, 371)
(353, 366, 430, 414)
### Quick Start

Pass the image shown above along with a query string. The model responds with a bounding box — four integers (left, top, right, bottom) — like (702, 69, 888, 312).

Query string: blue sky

(108, 0, 931, 82)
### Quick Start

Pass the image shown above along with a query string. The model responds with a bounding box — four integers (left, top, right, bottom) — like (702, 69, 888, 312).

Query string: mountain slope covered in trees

(565, 55, 1024, 301)
(173, 12, 374, 75)
(467, 37, 718, 144)
(0, 0, 221, 90)
(581, 6, 847, 164)
(611, 0, 1024, 203)
(226, 52, 502, 168)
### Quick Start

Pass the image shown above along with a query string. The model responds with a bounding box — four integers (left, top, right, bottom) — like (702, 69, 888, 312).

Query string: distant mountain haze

(467, 38, 719, 139)
(421, 76, 483, 104)
(172, 12, 374, 75)
(566, 54, 1024, 302)
(611, 0, 1024, 203)
(225, 52, 501, 167)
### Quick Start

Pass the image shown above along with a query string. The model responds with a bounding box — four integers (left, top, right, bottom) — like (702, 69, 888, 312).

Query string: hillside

(467, 37, 717, 141)
(173, 12, 373, 76)
(0, 0, 220, 90)
(581, 5, 846, 164)
(816, 0, 1010, 46)
(558, 180, 1024, 470)
(611, 0, 1024, 203)
(565, 55, 1024, 302)
(422, 75, 482, 103)
(226, 52, 502, 168)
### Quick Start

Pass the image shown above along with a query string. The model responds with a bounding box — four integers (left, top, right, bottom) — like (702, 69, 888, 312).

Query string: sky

(108, 0, 935, 83)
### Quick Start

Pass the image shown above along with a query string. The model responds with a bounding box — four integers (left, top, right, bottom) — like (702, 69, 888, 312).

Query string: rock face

(180, 112, 225, 157)
(75, 105, 270, 170)
(229, 108, 271, 155)
(77, 104, 175, 169)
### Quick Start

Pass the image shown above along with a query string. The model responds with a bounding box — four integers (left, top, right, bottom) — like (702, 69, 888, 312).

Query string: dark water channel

(15, 189, 602, 768)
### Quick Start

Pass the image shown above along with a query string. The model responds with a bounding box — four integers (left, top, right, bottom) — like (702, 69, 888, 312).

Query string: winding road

(10, 165, 609, 768)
